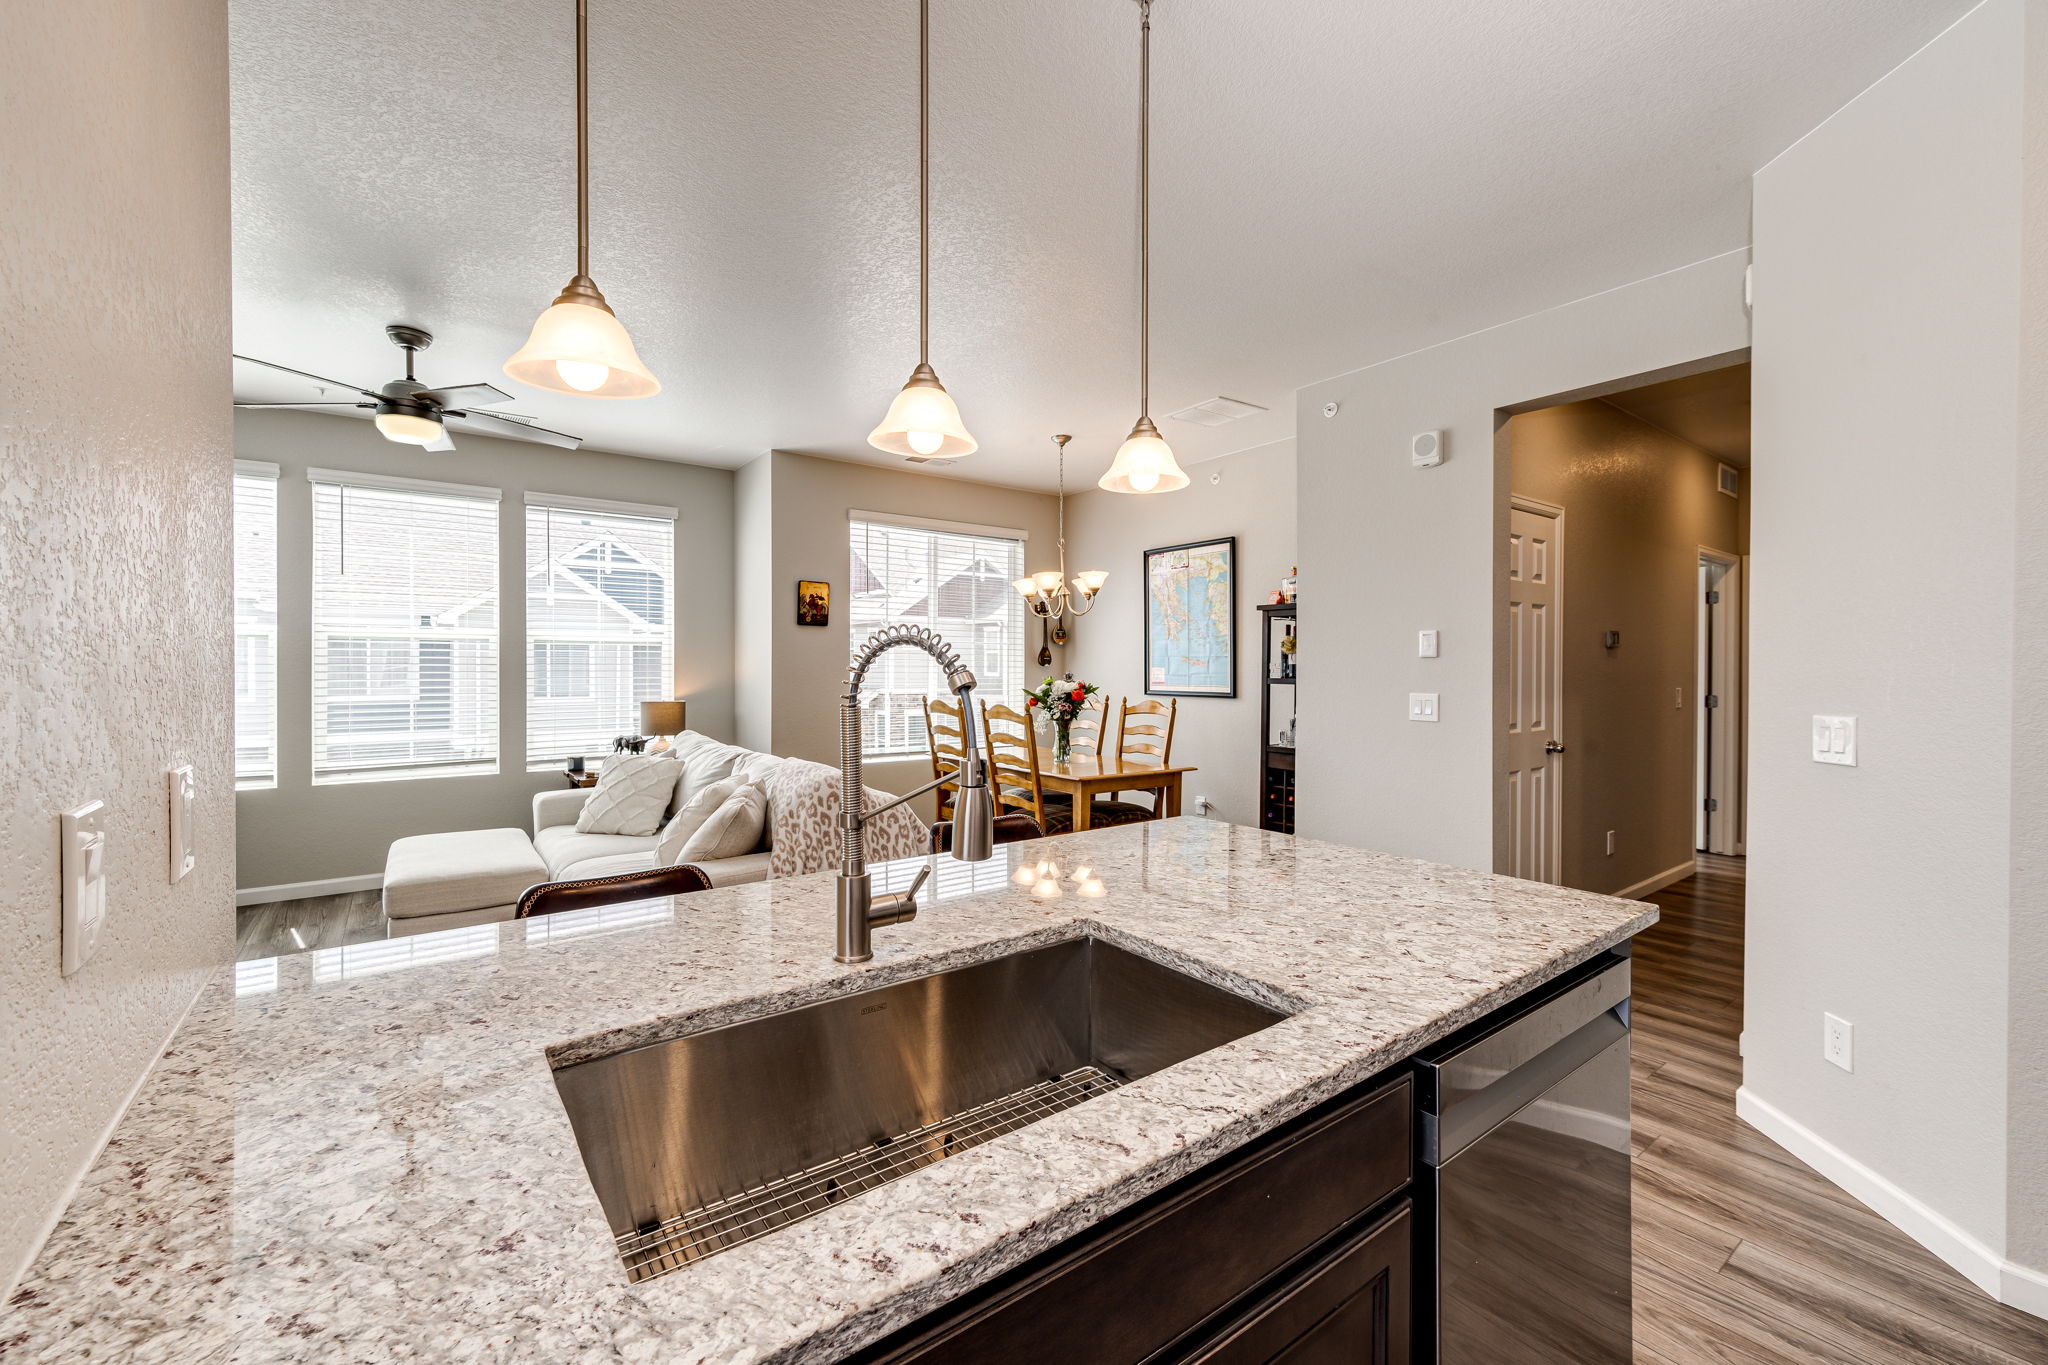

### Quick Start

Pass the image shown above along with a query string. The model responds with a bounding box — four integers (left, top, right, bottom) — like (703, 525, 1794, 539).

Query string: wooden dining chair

(1067, 696, 1112, 758)
(923, 694, 971, 821)
(979, 701, 1073, 834)
(515, 863, 714, 919)
(1092, 696, 1179, 821)
(929, 812, 1044, 854)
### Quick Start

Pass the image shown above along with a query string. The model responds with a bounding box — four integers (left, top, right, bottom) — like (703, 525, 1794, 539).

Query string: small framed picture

(797, 580, 830, 627)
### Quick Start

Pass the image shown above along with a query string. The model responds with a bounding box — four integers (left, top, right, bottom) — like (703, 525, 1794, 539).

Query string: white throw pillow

(676, 739, 747, 810)
(574, 755, 681, 836)
(678, 780, 769, 862)
(654, 774, 743, 864)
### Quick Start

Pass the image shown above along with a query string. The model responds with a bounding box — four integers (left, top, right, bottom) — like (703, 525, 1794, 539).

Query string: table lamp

(639, 699, 686, 742)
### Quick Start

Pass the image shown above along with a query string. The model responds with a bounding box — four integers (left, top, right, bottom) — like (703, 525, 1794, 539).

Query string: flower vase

(1053, 720, 1072, 765)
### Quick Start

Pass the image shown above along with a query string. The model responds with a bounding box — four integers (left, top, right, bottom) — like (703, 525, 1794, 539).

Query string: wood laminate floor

(1630, 855, 2048, 1363)
(234, 856, 2048, 1361)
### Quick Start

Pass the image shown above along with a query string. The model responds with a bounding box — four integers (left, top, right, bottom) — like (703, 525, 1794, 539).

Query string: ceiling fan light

(1098, 417, 1189, 495)
(374, 410, 444, 446)
(504, 288, 660, 400)
(868, 363, 977, 457)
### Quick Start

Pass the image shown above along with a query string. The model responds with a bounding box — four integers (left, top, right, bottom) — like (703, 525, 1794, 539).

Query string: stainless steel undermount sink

(551, 936, 1289, 1281)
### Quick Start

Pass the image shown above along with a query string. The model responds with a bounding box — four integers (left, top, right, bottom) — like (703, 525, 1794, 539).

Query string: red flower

(1026, 697, 1037, 707)
(1070, 689, 1084, 702)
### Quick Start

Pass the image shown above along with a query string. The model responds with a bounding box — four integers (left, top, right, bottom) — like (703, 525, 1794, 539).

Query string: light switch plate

(61, 799, 109, 976)
(1418, 630, 1439, 658)
(1408, 692, 1440, 722)
(1812, 714, 1857, 766)
(168, 764, 195, 883)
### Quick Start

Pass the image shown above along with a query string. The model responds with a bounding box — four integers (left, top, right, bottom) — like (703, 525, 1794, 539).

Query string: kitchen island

(1, 819, 1655, 1364)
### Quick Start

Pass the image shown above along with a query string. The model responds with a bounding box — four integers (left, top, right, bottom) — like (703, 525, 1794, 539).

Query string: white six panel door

(1507, 502, 1563, 884)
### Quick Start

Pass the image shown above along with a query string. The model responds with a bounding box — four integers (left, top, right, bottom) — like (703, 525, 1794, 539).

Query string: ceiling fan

(233, 324, 584, 453)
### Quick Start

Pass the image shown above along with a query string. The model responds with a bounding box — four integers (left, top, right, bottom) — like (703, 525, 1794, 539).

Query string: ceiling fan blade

(234, 401, 371, 409)
(232, 354, 377, 398)
(411, 382, 514, 410)
(423, 429, 457, 453)
(445, 409, 582, 450)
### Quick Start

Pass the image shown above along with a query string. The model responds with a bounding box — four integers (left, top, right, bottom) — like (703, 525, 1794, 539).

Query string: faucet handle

(870, 864, 929, 929)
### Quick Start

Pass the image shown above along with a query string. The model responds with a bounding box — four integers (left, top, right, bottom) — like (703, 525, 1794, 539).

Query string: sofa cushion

(383, 828, 548, 920)
(678, 779, 768, 862)
(654, 775, 743, 864)
(677, 740, 748, 810)
(574, 755, 680, 836)
(534, 824, 660, 877)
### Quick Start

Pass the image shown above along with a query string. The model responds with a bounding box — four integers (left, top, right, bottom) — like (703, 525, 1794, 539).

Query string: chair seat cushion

(383, 828, 548, 920)
(1082, 799, 1157, 827)
(1039, 803, 1074, 835)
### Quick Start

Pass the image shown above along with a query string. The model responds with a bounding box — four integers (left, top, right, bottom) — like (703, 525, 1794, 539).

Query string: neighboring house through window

(523, 496, 677, 767)
(233, 461, 280, 789)
(848, 513, 1026, 757)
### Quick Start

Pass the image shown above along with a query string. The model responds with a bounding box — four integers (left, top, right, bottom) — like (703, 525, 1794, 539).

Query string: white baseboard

(1613, 858, 1696, 901)
(1736, 1086, 2046, 1314)
(236, 873, 382, 908)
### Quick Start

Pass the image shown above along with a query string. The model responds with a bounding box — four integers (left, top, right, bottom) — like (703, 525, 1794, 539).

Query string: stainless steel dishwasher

(1413, 952, 1633, 1364)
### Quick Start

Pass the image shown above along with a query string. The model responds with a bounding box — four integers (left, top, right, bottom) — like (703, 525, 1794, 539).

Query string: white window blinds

(525, 497, 676, 767)
(309, 472, 500, 783)
(848, 515, 1026, 757)
(233, 463, 280, 789)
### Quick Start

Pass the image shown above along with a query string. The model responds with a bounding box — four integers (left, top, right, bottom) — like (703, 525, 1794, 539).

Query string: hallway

(1630, 857, 2048, 1362)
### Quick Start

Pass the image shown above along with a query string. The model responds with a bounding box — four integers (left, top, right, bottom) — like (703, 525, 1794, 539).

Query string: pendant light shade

(1100, 0, 1186, 495)
(1099, 417, 1189, 494)
(868, 363, 977, 456)
(869, 0, 977, 457)
(505, 0, 660, 401)
(373, 410, 444, 446)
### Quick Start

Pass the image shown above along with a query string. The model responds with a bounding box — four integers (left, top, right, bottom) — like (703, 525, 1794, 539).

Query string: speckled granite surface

(1, 820, 1655, 1364)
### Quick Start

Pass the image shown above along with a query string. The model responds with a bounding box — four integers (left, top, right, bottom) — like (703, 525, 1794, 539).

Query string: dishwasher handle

(1420, 1010, 1628, 1164)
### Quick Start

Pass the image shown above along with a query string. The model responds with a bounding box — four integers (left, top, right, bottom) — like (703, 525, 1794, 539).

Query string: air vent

(904, 456, 958, 467)
(1717, 463, 1740, 498)
(1168, 395, 1268, 427)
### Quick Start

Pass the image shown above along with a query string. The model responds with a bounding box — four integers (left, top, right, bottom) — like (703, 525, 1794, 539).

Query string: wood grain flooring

(1630, 855, 2048, 1363)
(232, 854, 2048, 1361)
(235, 889, 389, 960)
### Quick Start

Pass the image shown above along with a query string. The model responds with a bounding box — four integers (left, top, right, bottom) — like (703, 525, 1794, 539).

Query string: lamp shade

(868, 363, 977, 457)
(639, 699, 687, 736)
(1098, 417, 1190, 495)
(504, 284, 661, 399)
(374, 410, 443, 446)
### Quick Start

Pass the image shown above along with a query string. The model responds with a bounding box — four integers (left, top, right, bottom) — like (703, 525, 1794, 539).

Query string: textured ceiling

(1604, 361, 1752, 467)
(229, 0, 1968, 489)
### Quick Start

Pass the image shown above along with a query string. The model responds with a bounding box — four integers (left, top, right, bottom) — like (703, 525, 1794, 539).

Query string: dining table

(1033, 749, 1196, 830)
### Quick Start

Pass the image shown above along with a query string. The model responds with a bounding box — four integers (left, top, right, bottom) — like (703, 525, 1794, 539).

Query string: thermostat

(1412, 430, 1444, 467)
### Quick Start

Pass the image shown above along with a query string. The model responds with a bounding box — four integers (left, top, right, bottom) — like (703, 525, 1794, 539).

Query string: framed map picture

(1143, 536, 1237, 697)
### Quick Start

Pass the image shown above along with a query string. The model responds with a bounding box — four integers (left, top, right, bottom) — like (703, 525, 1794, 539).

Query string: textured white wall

(0, 0, 234, 1294)
(1061, 442, 1297, 828)
(1745, 0, 2023, 1272)
(1294, 254, 1750, 869)
(230, 409, 737, 891)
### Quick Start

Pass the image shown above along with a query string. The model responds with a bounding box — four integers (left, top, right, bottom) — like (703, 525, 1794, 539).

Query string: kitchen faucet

(836, 626, 995, 963)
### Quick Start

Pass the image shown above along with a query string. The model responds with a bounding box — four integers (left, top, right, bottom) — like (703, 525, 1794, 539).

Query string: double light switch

(1812, 715, 1857, 766)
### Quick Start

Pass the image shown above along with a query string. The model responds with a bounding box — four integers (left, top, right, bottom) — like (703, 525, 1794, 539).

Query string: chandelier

(1015, 435, 1108, 621)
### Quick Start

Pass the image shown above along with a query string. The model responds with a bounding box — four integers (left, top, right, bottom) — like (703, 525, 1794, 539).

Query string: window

(525, 496, 676, 767)
(233, 462, 280, 789)
(848, 514, 1026, 757)
(309, 471, 499, 783)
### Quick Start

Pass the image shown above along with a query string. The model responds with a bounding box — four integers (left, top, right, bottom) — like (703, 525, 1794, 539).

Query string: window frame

(232, 461, 280, 790)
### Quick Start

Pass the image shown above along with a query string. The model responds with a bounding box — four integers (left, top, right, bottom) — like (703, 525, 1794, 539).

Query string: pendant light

(868, 0, 978, 458)
(1013, 435, 1109, 618)
(1099, 0, 1188, 495)
(504, 0, 660, 400)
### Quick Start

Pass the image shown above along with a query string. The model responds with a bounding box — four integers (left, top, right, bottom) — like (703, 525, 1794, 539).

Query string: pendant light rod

(1055, 432, 1070, 563)
(919, 0, 931, 366)
(576, 0, 590, 280)
(1138, 0, 1151, 418)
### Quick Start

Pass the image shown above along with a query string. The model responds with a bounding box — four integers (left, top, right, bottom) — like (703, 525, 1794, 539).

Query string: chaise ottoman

(382, 828, 550, 938)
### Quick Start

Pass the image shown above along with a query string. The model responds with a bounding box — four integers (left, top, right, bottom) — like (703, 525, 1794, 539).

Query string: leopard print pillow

(766, 758, 928, 879)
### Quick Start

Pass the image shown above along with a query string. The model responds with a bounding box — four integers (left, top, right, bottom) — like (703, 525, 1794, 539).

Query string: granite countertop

(1, 820, 1656, 1365)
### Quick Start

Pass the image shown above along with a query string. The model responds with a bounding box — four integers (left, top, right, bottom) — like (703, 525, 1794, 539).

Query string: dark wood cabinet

(848, 1075, 1411, 1365)
(1258, 603, 1297, 833)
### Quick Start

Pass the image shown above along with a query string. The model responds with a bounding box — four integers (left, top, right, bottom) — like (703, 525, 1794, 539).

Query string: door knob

(1545, 741, 1566, 754)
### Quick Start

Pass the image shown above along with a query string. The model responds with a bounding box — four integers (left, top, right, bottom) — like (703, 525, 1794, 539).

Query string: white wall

(0, 0, 235, 1294)
(1742, 0, 2034, 1297)
(1062, 441, 1296, 827)
(1294, 254, 1751, 870)
(735, 451, 1062, 815)
(233, 409, 737, 891)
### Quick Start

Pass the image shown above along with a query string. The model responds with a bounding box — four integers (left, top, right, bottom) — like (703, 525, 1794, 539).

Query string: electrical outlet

(1605, 830, 1617, 856)
(1192, 794, 1212, 817)
(1418, 630, 1439, 658)
(1824, 1013, 1853, 1072)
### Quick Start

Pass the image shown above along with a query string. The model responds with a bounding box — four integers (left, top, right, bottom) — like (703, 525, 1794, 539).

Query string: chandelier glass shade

(1016, 435, 1108, 618)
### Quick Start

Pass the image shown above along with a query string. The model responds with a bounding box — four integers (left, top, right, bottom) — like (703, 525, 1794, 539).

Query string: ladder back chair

(979, 701, 1073, 834)
(1093, 696, 1179, 820)
(923, 694, 972, 822)
(1066, 696, 1112, 759)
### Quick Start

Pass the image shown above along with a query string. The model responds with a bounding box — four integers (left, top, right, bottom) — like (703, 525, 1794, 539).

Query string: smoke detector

(1168, 395, 1268, 427)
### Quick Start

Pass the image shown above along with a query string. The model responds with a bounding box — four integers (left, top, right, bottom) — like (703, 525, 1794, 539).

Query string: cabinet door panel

(1185, 1202, 1411, 1365)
